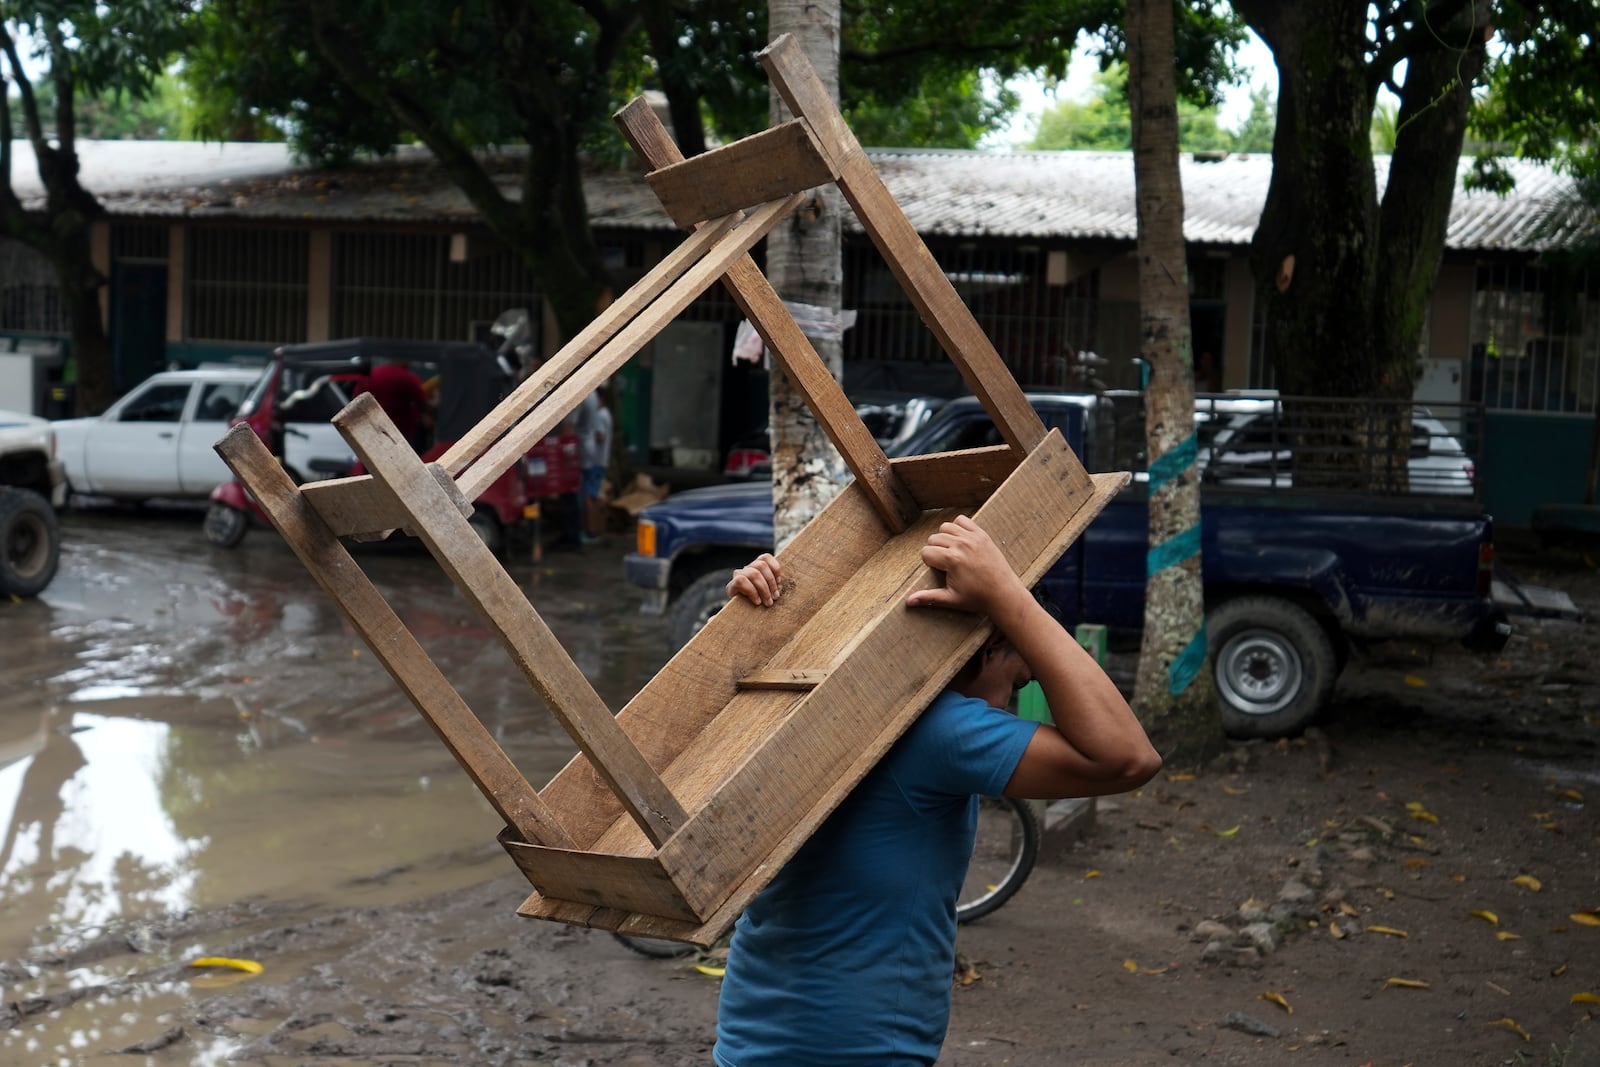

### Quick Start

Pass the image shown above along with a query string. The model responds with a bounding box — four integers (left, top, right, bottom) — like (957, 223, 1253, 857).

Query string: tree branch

(1367, 0, 1482, 90)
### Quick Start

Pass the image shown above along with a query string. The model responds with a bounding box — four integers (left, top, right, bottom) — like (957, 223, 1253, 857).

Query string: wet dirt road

(1, 507, 675, 1064)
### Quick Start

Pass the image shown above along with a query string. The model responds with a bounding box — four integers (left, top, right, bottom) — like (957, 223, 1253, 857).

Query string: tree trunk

(51, 229, 114, 416)
(765, 0, 847, 551)
(1127, 0, 1217, 761)
(1237, 0, 1379, 399)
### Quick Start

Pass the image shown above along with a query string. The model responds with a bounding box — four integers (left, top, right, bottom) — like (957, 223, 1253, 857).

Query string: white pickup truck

(51, 367, 355, 503)
(0, 408, 66, 596)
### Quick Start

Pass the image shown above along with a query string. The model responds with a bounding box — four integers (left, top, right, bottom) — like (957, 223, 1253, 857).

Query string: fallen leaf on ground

(1571, 992, 1600, 1005)
(1385, 977, 1430, 989)
(1367, 925, 1409, 938)
(1469, 909, 1500, 925)
(1329, 920, 1346, 939)
(1166, 772, 1196, 782)
(1084, 870, 1102, 879)
(1404, 858, 1430, 869)
(1340, 901, 1360, 917)
(1496, 931, 1523, 941)
(1557, 788, 1584, 802)
(1489, 1017, 1531, 1041)
(1221, 784, 1248, 795)
(1403, 674, 1428, 687)
(694, 963, 726, 978)
(190, 957, 264, 975)
(1122, 959, 1139, 973)
(1554, 963, 1570, 977)
(1512, 874, 1543, 892)
(1261, 991, 1293, 1014)
(1569, 912, 1600, 927)
(1214, 825, 1241, 837)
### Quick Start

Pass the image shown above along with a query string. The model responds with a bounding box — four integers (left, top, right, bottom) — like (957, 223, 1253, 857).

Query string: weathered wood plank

(760, 34, 1047, 456)
(456, 194, 802, 503)
(890, 445, 1021, 509)
(736, 669, 829, 691)
(615, 98, 919, 534)
(497, 830, 699, 923)
(333, 394, 689, 846)
(301, 456, 471, 539)
(436, 213, 740, 476)
(645, 119, 837, 228)
(533, 475, 896, 850)
(213, 422, 574, 850)
(658, 433, 1123, 919)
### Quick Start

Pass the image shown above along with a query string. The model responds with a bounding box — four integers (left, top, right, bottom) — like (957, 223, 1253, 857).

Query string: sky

(985, 29, 1278, 149)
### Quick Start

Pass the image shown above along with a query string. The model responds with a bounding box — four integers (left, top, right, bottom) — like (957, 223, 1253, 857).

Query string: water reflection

(0, 711, 203, 951)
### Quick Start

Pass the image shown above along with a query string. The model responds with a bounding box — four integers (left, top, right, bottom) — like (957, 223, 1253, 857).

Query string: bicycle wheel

(957, 795, 1040, 924)
(611, 932, 697, 959)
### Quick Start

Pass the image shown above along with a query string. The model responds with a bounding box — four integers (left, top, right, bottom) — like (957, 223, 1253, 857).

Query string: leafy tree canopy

(1027, 63, 1269, 153)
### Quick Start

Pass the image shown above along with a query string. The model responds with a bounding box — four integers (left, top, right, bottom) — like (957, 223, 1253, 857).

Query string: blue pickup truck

(625, 393, 1511, 738)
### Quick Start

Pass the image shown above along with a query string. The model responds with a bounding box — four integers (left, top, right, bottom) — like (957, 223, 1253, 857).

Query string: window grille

(188, 227, 308, 343)
(0, 240, 67, 334)
(333, 231, 543, 340)
(1469, 263, 1600, 414)
(111, 223, 169, 262)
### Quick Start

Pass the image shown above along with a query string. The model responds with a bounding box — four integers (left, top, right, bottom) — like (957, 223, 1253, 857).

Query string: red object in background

(524, 429, 582, 498)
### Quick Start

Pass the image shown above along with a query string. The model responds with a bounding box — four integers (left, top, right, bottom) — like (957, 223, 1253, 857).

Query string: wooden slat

(615, 98, 919, 535)
(213, 423, 574, 850)
(645, 119, 837, 228)
(658, 432, 1119, 920)
(301, 457, 472, 539)
(759, 34, 1047, 456)
(497, 830, 699, 923)
(332, 394, 690, 846)
(890, 445, 1022, 509)
(436, 212, 741, 475)
(456, 193, 803, 503)
(736, 669, 829, 691)
(533, 474, 897, 851)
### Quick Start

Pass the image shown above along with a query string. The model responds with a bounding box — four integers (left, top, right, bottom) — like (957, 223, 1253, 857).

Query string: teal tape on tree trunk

(1146, 432, 1206, 696)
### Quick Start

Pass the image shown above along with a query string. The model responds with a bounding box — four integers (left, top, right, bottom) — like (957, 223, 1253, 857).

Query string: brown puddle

(1, 507, 673, 1063)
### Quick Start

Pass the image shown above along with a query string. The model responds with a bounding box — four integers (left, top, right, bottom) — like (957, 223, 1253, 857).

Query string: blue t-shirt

(713, 690, 1038, 1066)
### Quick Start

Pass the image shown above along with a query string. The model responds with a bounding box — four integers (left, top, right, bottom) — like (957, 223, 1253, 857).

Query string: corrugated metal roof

(9, 139, 1584, 252)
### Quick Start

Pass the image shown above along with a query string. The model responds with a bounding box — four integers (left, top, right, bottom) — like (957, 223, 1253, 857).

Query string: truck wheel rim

(1216, 630, 1302, 715)
(6, 511, 48, 577)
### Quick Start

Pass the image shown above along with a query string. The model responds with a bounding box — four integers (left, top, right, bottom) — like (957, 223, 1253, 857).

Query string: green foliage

(1028, 64, 1266, 153)
(13, 71, 193, 139)
(845, 72, 1018, 149)
(1231, 84, 1274, 153)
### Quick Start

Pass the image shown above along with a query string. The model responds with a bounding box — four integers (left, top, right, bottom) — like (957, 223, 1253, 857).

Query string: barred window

(1469, 263, 1600, 414)
(332, 231, 542, 341)
(0, 240, 68, 334)
(188, 228, 308, 343)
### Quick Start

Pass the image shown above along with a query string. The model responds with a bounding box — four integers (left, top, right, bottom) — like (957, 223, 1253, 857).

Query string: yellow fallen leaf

(1368, 925, 1410, 938)
(1123, 958, 1139, 972)
(1558, 788, 1584, 802)
(1385, 977, 1430, 989)
(1490, 1017, 1531, 1042)
(189, 957, 264, 976)
(1470, 909, 1500, 925)
(694, 963, 727, 978)
(1084, 869, 1102, 879)
(1340, 901, 1360, 917)
(1407, 834, 1428, 845)
(1410, 810, 1439, 824)
(1329, 920, 1346, 940)
(1215, 825, 1241, 837)
(1405, 801, 1426, 812)
(1261, 991, 1293, 1014)
(1404, 858, 1430, 869)
(1221, 784, 1248, 795)
(1533, 811, 1553, 820)
(1496, 931, 1523, 941)
(1554, 963, 1570, 977)
(1512, 875, 1543, 892)
(1569, 912, 1600, 927)
(1303, 837, 1320, 848)
(1571, 992, 1600, 1005)
(1167, 772, 1196, 782)
(1403, 674, 1428, 687)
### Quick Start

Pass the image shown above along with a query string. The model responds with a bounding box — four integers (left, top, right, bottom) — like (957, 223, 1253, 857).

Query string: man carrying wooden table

(713, 515, 1162, 1066)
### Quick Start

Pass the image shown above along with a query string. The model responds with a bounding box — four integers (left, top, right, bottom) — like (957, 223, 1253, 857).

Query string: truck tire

(0, 487, 61, 597)
(669, 569, 735, 652)
(1207, 596, 1338, 739)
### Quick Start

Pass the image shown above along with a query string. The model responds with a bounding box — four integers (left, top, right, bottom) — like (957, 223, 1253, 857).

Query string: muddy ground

(2, 510, 1598, 1066)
